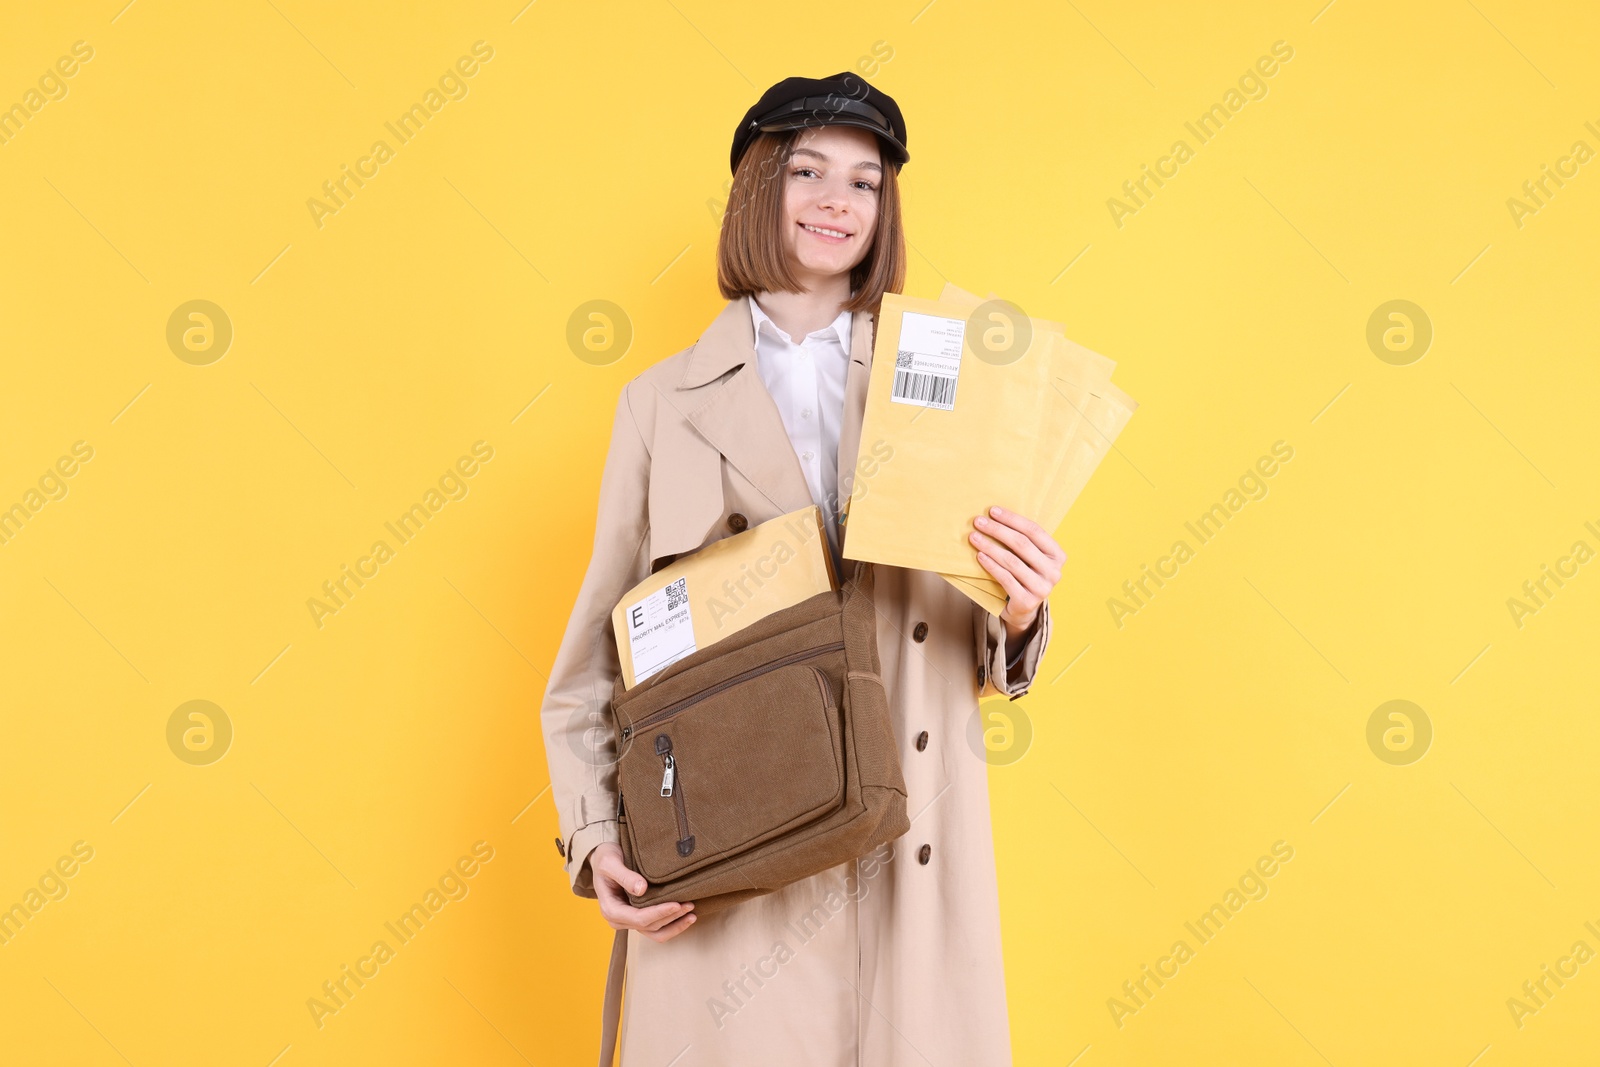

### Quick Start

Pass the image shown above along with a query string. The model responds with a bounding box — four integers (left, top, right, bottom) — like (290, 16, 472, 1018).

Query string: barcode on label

(664, 576, 687, 611)
(890, 312, 964, 410)
(892, 367, 956, 409)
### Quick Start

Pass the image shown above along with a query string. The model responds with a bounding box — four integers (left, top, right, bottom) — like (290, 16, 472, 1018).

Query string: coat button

(727, 512, 748, 533)
(554, 837, 566, 858)
(915, 730, 929, 751)
(976, 664, 987, 689)
(918, 844, 931, 865)
(912, 621, 928, 642)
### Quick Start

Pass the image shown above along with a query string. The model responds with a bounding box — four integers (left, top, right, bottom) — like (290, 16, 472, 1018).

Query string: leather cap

(731, 71, 909, 175)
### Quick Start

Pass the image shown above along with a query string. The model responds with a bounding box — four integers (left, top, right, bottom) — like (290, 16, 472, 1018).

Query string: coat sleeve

(973, 598, 1051, 700)
(539, 380, 652, 898)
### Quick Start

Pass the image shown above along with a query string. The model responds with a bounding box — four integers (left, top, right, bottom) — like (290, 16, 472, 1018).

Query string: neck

(753, 276, 852, 343)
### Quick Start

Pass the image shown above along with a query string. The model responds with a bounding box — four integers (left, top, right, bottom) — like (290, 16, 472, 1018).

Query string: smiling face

(777, 124, 883, 289)
(716, 120, 905, 310)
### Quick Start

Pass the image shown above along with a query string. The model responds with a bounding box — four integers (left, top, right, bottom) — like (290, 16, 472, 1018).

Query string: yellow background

(3, 1, 1597, 1064)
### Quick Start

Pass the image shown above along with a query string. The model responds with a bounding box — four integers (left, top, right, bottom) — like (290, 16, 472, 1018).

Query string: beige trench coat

(540, 294, 1052, 1067)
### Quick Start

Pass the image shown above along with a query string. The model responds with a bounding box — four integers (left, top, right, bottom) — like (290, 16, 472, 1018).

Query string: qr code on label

(665, 577, 688, 611)
(895, 350, 914, 369)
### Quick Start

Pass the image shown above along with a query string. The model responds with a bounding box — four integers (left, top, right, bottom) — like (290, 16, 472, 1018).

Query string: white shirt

(749, 295, 852, 571)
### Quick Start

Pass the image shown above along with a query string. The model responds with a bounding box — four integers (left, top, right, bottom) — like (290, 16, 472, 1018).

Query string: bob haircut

(716, 128, 906, 316)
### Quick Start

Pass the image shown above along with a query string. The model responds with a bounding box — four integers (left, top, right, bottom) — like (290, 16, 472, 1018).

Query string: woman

(540, 72, 1063, 1066)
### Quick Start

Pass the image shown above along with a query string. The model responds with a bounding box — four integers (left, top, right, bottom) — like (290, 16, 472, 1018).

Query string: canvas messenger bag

(594, 556, 910, 1065)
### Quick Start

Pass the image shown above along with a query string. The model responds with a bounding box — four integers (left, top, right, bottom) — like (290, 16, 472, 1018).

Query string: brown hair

(716, 129, 906, 316)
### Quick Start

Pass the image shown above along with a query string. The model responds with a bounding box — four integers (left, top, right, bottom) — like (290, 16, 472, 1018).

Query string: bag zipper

(656, 734, 694, 857)
(620, 640, 845, 740)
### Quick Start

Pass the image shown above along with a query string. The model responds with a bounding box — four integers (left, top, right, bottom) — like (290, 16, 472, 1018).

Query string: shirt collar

(749, 295, 853, 356)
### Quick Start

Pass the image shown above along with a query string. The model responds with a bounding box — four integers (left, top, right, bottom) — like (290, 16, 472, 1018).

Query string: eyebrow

(790, 147, 882, 173)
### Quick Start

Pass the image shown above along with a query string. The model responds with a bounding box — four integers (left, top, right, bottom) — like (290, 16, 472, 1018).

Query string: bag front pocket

(618, 660, 845, 884)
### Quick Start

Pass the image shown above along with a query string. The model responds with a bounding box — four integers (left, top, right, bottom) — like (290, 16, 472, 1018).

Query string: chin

(796, 253, 857, 277)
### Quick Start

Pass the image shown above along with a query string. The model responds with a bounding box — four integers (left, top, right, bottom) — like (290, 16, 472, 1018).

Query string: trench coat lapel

(645, 396, 726, 571)
(678, 296, 814, 521)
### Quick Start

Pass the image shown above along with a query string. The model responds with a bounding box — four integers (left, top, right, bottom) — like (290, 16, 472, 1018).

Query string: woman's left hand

(970, 505, 1065, 638)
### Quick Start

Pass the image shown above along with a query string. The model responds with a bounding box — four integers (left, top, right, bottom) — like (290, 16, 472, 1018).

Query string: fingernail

(688, 915, 696, 923)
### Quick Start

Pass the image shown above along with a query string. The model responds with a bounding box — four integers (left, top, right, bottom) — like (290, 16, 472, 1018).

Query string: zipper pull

(655, 734, 676, 796)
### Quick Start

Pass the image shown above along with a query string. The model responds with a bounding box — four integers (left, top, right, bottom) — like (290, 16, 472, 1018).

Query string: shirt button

(916, 730, 929, 751)
(802, 408, 812, 418)
(912, 621, 928, 642)
(727, 512, 748, 533)
(802, 451, 814, 461)
(918, 844, 932, 865)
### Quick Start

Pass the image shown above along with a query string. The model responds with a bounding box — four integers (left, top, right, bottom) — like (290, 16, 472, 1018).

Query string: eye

(853, 179, 879, 192)
(792, 166, 819, 179)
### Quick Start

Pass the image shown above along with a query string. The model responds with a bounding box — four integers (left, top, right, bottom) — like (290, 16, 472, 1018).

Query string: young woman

(540, 72, 1063, 1067)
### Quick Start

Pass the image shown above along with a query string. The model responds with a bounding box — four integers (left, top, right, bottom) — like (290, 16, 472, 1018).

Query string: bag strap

(842, 555, 875, 607)
(842, 557, 878, 676)
(598, 927, 627, 1066)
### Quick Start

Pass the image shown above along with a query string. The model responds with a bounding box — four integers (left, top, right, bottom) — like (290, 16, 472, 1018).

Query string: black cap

(731, 71, 909, 176)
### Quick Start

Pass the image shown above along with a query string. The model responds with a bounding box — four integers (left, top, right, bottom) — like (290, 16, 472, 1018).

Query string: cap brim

(756, 115, 909, 166)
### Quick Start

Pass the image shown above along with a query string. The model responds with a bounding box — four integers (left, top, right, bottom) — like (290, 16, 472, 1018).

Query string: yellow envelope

(942, 572, 1008, 615)
(933, 370, 1118, 616)
(845, 292, 1069, 580)
(933, 287, 1114, 604)
(612, 505, 837, 689)
(1036, 379, 1139, 534)
(945, 381, 1137, 613)
(937, 370, 1094, 613)
(851, 283, 1139, 617)
(958, 287, 1119, 517)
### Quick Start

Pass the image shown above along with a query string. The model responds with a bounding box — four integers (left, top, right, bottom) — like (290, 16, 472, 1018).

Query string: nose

(817, 173, 852, 212)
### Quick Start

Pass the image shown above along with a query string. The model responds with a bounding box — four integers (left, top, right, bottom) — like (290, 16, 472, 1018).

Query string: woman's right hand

(590, 842, 697, 942)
